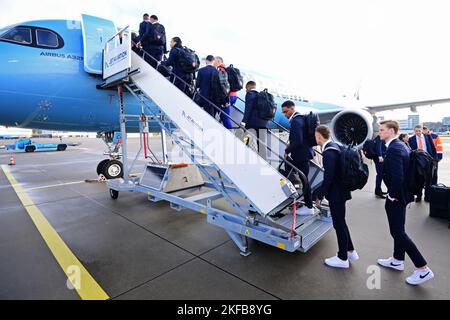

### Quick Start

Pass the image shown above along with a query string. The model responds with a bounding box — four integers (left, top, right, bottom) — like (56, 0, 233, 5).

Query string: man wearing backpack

(242, 81, 269, 159)
(161, 37, 194, 95)
(378, 120, 434, 286)
(409, 125, 437, 202)
(226, 64, 244, 109)
(282, 100, 314, 213)
(146, 15, 167, 67)
(315, 125, 358, 269)
(214, 57, 233, 129)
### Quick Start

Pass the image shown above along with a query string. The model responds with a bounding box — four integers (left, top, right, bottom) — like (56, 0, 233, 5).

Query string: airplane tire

(97, 159, 110, 175)
(102, 160, 124, 180)
(110, 189, 119, 200)
(57, 144, 67, 151)
(25, 146, 36, 153)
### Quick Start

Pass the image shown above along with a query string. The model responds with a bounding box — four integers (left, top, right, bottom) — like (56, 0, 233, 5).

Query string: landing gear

(96, 131, 125, 180)
(97, 159, 124, 180)
(97, 159, 110, 176)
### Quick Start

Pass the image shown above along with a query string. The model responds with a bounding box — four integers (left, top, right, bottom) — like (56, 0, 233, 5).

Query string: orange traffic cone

(8, 156, 15, 166)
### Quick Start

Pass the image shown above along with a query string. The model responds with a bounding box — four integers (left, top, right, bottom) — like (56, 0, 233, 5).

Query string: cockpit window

(36, 29, 58, 47)
(0, 27, 32, 44)
(0, 25, 64, 49)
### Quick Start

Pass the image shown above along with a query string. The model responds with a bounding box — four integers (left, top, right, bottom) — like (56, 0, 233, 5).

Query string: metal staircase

(101, 27, 332, 255)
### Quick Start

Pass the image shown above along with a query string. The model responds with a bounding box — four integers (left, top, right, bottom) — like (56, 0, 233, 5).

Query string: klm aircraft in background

(1, 15, 449, 178)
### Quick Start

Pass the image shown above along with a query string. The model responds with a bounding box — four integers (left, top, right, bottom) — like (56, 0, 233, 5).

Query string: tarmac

(0, 137, 449, 300)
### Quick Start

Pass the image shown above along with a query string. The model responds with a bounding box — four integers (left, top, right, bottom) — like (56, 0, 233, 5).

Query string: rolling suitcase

(429, 184, 450, 220)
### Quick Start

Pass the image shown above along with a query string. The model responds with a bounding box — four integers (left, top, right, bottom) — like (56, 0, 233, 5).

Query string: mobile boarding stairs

(99, 26, 332, 256)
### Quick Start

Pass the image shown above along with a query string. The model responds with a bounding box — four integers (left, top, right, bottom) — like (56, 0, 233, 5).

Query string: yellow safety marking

(1, 165, 109, 300)
(277, 243, 286, 250)
(200, 209, 206, 215)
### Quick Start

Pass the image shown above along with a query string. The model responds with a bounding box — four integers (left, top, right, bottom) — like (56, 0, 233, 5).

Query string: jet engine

(330, 109, 374, 149)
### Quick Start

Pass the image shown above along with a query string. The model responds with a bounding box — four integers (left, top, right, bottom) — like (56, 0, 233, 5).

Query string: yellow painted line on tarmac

(1, 165, 109, 300)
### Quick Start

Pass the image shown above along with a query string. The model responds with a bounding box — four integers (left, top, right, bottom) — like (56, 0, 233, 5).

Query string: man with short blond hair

(377, 120, 434, 286)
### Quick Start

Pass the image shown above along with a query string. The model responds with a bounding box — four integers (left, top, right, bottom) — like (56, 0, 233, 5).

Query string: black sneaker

(376, 193, 387, 199)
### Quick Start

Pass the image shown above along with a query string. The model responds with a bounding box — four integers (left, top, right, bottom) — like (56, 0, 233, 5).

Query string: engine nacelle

(330, 109, 374, 149)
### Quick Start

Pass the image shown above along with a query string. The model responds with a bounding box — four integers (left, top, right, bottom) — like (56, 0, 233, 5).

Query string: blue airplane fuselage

(0, 19, 341, 133)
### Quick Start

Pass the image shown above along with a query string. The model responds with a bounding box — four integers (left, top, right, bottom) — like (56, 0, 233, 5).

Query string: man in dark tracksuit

(137, 14, 157, 67)
(374, 136, 388, 198)
(378, 120, 434, 286)
(161, 37, 193, 95)
(195, 55, 221, 117)
(315, 125, 357, 269)
(242, 81, 268, 159)
(282, 101, 314, 210)
(148, 15, 167, 66)
(137, 14, 150, 43)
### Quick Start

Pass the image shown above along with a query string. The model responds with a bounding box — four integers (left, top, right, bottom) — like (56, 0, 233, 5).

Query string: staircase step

(298, 219, 333, 253)
(274, 211, 320, 230)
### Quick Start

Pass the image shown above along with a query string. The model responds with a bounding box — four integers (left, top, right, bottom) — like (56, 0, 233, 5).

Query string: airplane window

(36, 29, 58, 47)
(0, 27, 32, 44)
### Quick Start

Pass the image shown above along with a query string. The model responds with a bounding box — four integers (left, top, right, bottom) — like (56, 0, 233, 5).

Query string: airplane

(1, 15, 449, 179)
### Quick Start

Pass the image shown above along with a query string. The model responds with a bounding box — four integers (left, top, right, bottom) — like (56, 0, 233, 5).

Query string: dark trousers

(434, 162, 439, 185)
(170, 74, 192, 96)
(329, 201, 355, 261)
(199, 100, 216, 118)
(418, 162, 438, 201)
(385, 199, 427, 268)
(146, 47, 163, 69)
(292, 159, 313, 208)
(375, 161, 384, 194)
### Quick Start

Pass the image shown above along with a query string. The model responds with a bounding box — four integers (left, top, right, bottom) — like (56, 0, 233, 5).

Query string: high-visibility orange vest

(432, 134, 444, 160)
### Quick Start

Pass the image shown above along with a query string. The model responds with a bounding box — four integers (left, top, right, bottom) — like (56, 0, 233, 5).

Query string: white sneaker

(377, 257, 405, 271)
(298, 206, 315, 216)
(325, 256, 350, 269)
(406, 267, 435, 286)
(348, 251, 360, 262)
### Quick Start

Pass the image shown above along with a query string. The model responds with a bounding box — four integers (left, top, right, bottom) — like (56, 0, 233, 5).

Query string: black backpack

(178, 47, 200, 74)
(218, 68, 230, 97)
(326, 144, 369, 192)
(226, 65, 244, 92)
(408, 150, 437, 196)
(210, 71, 229, 106)
(303, 112, 320, 147)
(256, 89, 277, 120)
(149, 23, 166, 46)
(363, 139, 378, 161)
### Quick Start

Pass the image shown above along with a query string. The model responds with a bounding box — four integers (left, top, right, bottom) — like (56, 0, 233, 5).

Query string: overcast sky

(1, 0, 450, 122)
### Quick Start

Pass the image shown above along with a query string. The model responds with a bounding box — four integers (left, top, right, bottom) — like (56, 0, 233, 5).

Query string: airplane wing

(365, 98, 450, 113)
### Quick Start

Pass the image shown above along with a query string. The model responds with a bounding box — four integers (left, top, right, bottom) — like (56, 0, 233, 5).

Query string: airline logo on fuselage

(105, 50, 127, 68)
